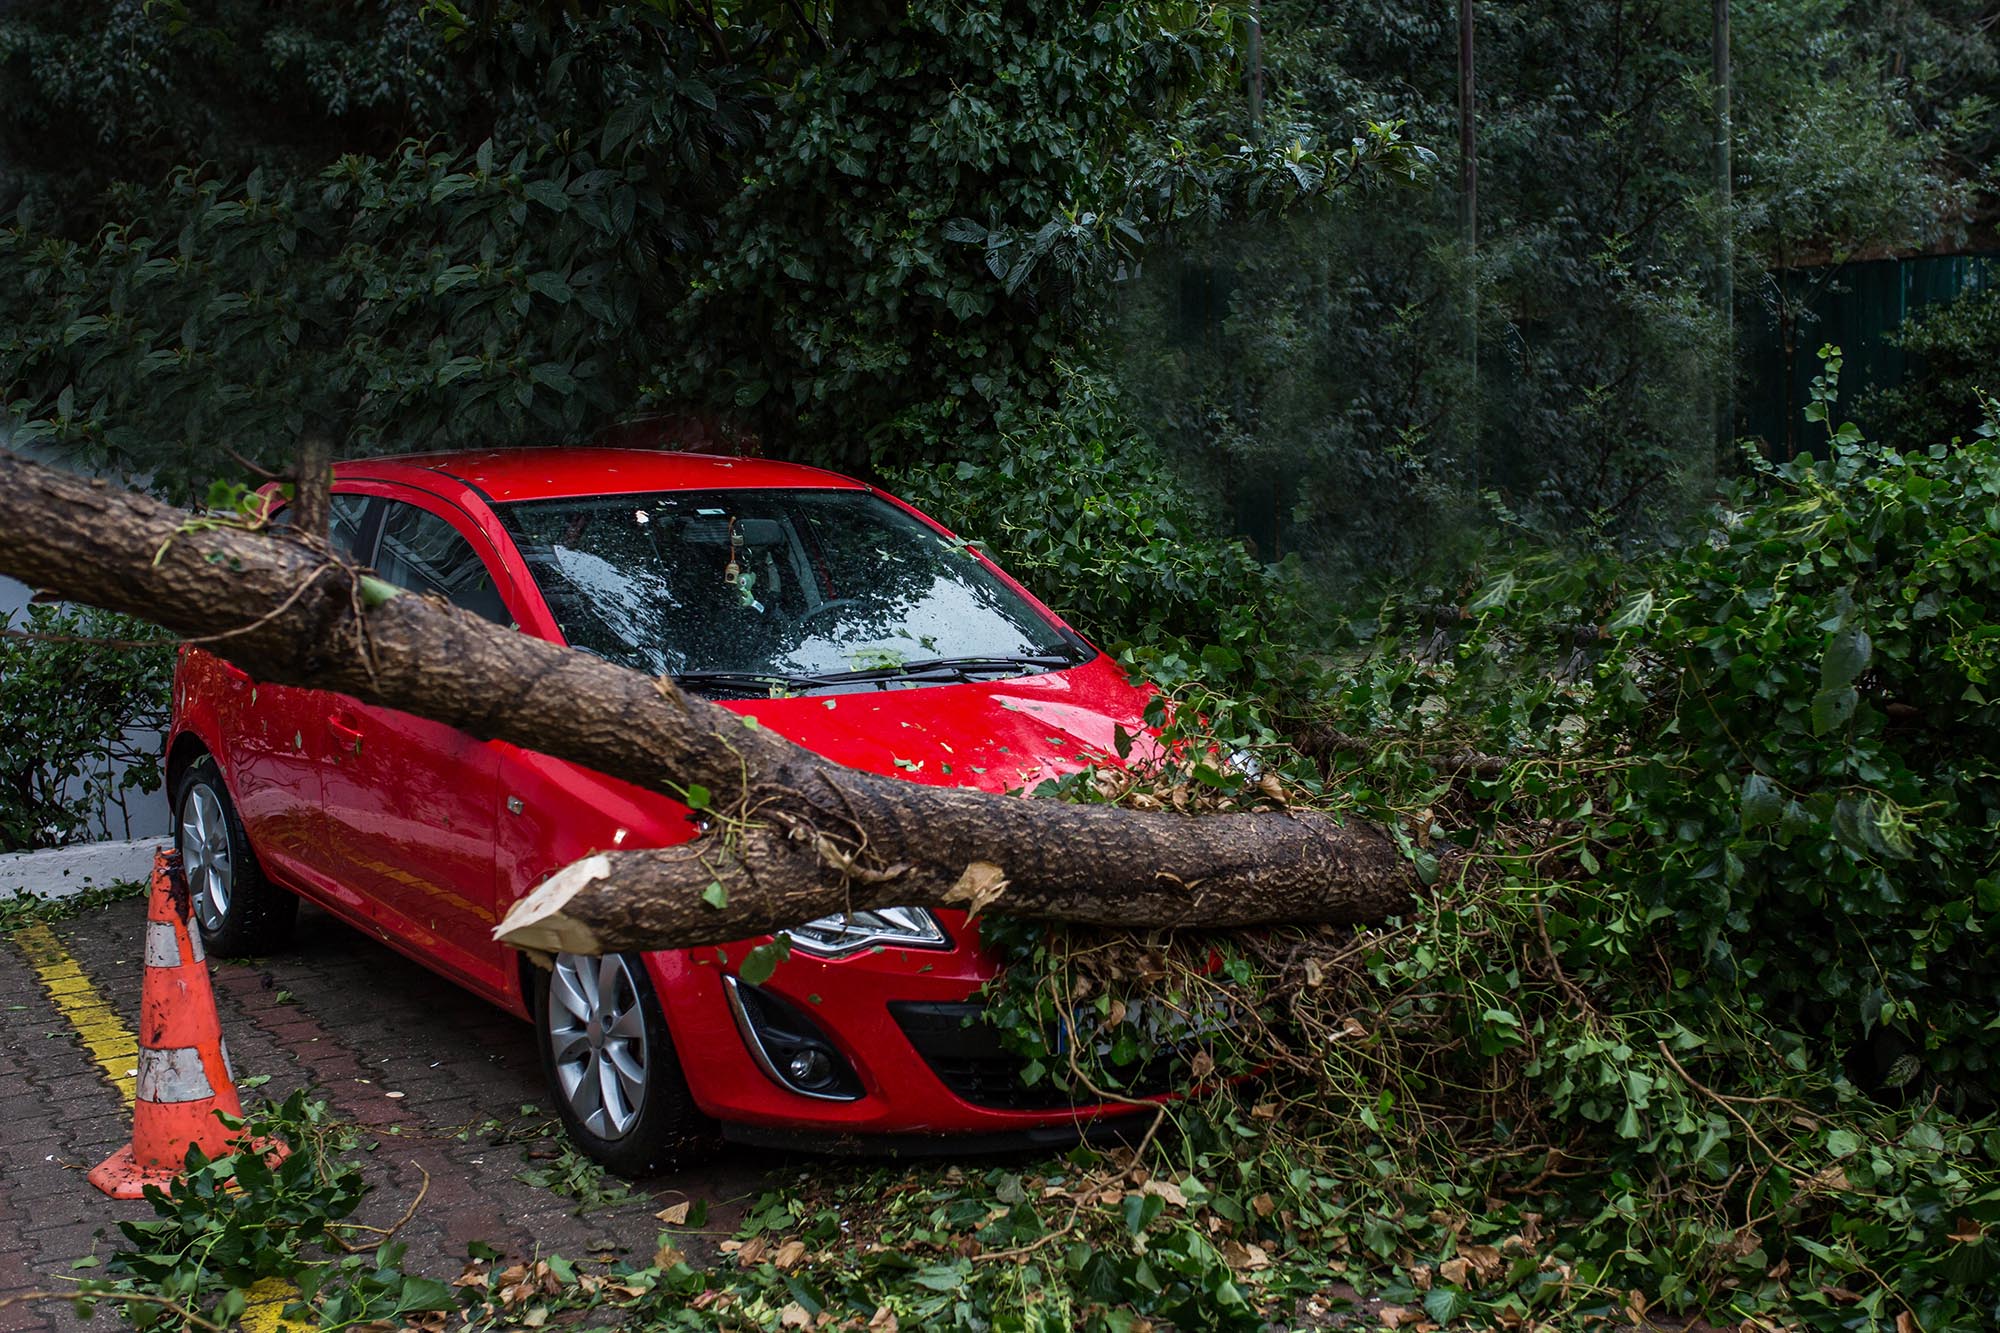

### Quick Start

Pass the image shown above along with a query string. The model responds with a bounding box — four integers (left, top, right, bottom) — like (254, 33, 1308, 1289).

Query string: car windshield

(498, 488, 1081, 690)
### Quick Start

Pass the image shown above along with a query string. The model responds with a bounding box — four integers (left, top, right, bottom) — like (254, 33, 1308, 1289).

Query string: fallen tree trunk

(0, 452, 1423, 953)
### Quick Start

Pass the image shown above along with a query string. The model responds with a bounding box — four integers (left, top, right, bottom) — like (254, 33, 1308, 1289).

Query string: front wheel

(173, 754, 297, 956)
(535, 951, 710, 1176)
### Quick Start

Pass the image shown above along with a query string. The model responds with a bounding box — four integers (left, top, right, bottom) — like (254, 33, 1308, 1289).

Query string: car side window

(373, 499, 512, 626)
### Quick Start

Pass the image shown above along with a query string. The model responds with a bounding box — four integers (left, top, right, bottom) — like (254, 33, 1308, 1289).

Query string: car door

(318, 487, 516, 999)
(213, 492, 376, 888)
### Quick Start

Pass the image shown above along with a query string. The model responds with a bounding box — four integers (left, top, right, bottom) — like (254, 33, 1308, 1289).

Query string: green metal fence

(1741, 252, 2000, 458)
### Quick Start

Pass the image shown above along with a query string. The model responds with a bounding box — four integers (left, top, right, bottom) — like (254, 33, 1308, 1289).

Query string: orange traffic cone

(89, 848, 249, 1199)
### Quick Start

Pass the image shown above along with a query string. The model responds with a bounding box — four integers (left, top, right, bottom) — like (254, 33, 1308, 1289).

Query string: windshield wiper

(670, 670, 810, 698)
(675, 650, 1091, 697)
(797, 652, 1088, 686)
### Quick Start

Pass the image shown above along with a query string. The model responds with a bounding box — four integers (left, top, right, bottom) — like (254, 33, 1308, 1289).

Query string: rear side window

(373, 499, 511, 626)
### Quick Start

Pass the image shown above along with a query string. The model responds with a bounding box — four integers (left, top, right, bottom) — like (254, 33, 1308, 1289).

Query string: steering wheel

(796, 597, 863, 631)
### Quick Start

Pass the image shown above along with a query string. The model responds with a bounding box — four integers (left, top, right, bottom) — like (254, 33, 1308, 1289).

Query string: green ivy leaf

(1740, 774, 1783, 829)
(1606, 590, 1654, 634)
(1467, 573, 1515, 614)
(737, 935, 791, 985)
(1811, 685, 1858, 735)
(1822, 626, 1873, 689)
(1424, 1287, 1471, 1323)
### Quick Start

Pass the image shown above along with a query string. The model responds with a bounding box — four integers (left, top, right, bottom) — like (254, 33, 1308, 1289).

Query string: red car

(167, 446, 1158, 1172)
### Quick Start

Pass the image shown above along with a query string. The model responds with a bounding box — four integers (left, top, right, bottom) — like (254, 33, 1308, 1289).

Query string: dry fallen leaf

(1220, 1240, 1270, 1271)
(1252, 1193, 1276, 1219)
(655, 1201, 691, 1225)
(1439, 1257, 1469, 1287)
(774, 1240, 808, 1270)
(1463, 1243, 1504, 1281)
(1947, 1216, 1985, 1243)
(1377, 1304, 1416, 1328)
(1139, 1178, 1187, 1208)
(735, 1236, 770, 1268)
(653, 1243, 685, 1270)
(942, 861, 1009, 920)
(867, 1306, 899, 1332)
(778, 1301, 812, 1329)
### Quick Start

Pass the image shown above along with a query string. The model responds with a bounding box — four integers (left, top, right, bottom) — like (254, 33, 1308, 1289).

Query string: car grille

(887, 1001, 1179, 1112)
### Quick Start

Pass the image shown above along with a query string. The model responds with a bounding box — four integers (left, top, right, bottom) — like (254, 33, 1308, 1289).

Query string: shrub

(888, 369, 1300, 664)
(0, 601, 173, 851)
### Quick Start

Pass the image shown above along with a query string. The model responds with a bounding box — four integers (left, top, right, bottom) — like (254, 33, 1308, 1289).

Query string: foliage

(1866, 283, 2000, 450)
(1110, 0, 1975, 580)
(0, 602, 172, 851)
(0, 1, 1425, 499)
(0, 876, 147, 933)
(966, 401, 2000, 1330)
(78, 1091, 456, 1333)
(890, 368, 1298, 661)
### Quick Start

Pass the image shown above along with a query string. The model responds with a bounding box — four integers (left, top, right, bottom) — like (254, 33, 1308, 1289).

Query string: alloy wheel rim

(179, 783, 233, 934)
(548, 953, 650, 1140)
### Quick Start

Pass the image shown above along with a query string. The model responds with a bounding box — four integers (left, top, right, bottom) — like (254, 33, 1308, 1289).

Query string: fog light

(723, 976, 863, 1101)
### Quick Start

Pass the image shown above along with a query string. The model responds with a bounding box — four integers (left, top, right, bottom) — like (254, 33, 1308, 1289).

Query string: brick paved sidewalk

(0, 897, 778, 1333)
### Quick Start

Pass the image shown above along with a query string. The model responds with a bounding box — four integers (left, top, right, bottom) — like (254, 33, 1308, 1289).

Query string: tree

(0, 2, 1423, 501)
(0, 450, 1424, 954)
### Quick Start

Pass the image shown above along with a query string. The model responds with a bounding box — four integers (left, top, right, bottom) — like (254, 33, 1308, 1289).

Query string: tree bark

(290, 431, 332, 544)
(0, 452, 1423, 954)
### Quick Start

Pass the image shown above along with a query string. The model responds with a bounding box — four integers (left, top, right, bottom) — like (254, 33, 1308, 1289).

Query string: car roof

(333, 447, 867, 504)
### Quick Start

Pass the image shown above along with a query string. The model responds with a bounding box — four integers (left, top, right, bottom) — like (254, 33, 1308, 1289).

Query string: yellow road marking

(14, 921, 139, 1106)
(13, 919, 304, 1332)
(239, 1276, 301, 1333)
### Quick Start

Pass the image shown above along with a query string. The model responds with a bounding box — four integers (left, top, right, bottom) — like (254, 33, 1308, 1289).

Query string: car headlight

(1226, 748, 1264, 778)
(787, 906, 949, 957)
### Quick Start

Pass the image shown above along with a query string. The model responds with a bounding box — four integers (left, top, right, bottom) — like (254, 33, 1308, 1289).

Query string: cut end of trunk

(496, 853, 611, 955)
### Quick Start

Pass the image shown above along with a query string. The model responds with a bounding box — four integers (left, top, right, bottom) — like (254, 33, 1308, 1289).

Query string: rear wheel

(534, 951, 709, 1176)
(173, 754, 297, 956)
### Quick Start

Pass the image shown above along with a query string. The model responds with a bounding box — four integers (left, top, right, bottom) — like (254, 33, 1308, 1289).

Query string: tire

(172, 754, 298, 956)
(535, 951, 710, 1176)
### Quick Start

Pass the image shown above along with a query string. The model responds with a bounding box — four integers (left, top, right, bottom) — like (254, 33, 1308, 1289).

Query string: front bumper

(644, 913, 1174, 1139)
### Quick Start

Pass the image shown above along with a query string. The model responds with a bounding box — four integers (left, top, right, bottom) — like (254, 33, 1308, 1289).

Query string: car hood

(715, 653, 1154, 793)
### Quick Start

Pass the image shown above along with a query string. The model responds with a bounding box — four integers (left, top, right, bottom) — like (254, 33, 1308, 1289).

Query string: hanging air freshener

(723, 518, 762, 610)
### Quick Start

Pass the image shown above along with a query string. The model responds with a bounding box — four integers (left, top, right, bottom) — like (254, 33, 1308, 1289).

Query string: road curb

(0, 838, 169, 900)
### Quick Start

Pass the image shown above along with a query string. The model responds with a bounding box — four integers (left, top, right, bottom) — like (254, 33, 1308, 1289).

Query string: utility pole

(1459, 0, 1479, 481)
(1248, 0, 1264, 139)
(1714, 0, 1734, 453)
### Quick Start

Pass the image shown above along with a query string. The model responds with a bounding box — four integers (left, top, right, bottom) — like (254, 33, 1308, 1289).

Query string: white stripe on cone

(134, 1046, 216, 1104)
(143, 921, 182, 969)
